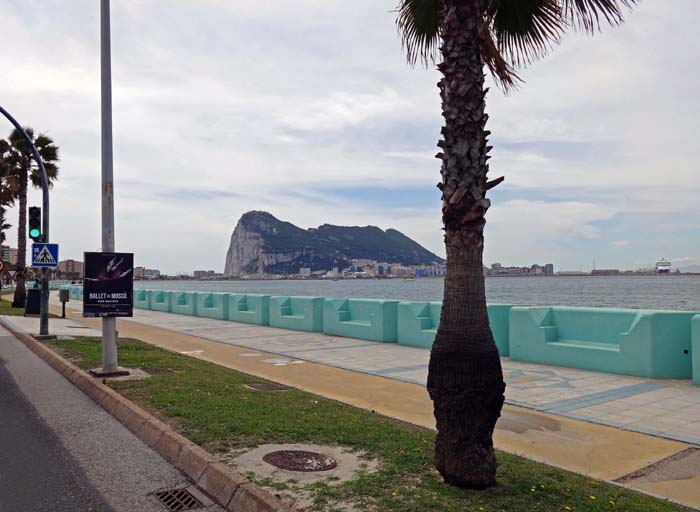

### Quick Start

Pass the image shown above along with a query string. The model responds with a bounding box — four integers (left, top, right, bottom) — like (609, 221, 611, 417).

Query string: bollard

(59, 288, 70, 319)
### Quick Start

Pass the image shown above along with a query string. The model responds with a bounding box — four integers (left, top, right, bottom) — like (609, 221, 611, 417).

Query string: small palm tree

(0, 128, 59, 307)
(397, 0, 637, 488)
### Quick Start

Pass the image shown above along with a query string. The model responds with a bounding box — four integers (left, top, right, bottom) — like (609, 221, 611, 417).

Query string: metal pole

(0, 105, 51, 336)
(100, 0, 118, 372)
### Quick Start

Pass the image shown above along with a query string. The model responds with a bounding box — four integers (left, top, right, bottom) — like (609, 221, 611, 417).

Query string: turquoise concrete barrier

(172, 291, 198, 316)
(323, 298, 398, 342)
(693, 315, 700, 385)
(133, 289, 151, 309)
(229, 294, 270, 325)
(509, 307, 697, 379)
(151, 290, 172, 313)
(69, 285, 83, 301)
(196, 292, 229, 320)
(269, 296, 324, 332)
(396, 302, 514, 355)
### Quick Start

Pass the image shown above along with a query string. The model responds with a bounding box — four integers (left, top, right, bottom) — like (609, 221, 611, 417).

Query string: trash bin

(25, 288, 41, 315)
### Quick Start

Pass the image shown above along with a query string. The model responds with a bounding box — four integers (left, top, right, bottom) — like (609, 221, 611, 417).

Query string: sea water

(135, 275, 700, 311)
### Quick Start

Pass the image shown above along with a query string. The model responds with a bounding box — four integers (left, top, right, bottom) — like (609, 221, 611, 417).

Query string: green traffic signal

(28, 206, 42, 241)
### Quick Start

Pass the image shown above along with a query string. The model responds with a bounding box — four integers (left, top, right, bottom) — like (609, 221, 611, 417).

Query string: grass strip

(0, 298, 27, 315)
(49, 337, 689, 512)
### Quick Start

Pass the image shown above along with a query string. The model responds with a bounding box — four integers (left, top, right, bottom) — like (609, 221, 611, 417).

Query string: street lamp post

(0, 105, 51, 337)
(99, 0, 119, 373)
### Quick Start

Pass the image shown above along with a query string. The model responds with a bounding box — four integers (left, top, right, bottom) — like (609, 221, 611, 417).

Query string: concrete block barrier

(396, 302, 515, 355)
(172, 291, 198, 316)
(133, 289, 151, 309)
(323, 298, 398, 342)
(196, 292, 230, 321)
(692, 315, 700, 385)
(269, 296, 324, 332)
(229, 294, 270, 326)
(151, 290, 173, 313)
(509, 307, 697, 378)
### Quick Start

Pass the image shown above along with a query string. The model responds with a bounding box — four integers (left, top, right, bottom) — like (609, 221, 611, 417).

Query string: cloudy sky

(1, 0, 698, 273)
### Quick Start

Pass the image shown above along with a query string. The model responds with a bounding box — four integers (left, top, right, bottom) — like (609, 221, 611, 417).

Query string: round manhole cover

(245, 382, 290, 391)
(262, 450, 338, 472)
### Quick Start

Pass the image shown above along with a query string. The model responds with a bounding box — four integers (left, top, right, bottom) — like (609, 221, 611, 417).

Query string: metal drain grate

(155, 488, 203, 511)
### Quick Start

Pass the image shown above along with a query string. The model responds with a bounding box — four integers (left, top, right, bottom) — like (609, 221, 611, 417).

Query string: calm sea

(134, 275, 700, 312)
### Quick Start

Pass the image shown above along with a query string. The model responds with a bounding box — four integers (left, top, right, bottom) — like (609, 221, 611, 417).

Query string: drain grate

(155, 488, 203, 511)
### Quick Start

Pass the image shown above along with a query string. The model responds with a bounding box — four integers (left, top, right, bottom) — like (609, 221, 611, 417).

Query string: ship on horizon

(656, 258, 672, 274)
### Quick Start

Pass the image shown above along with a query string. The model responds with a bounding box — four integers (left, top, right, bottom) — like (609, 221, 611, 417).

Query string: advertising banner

(83, 252, 134, 317)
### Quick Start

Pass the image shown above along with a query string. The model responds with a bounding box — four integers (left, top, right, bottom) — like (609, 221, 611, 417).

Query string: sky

(1, 0, 698, 274)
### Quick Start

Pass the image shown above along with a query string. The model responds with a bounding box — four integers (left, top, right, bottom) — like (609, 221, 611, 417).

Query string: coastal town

(5, 250, 686, 282)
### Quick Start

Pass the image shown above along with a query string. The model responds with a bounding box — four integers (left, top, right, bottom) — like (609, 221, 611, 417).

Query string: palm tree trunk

(12, 168, 27, 308)
(0, 205, 5, 244)
(428, 0, 505, 488)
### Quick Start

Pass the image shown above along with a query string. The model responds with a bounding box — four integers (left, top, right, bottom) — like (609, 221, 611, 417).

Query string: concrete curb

(1, 320, 289, 512)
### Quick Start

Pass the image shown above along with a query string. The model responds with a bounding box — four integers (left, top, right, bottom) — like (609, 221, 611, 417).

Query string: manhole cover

(263, 450, 338, 472)
(155, 488, 203, 511)
(245, 382, 290, 391)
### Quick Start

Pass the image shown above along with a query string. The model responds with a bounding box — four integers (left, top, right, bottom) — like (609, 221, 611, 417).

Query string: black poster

(83, 252, 134, 317)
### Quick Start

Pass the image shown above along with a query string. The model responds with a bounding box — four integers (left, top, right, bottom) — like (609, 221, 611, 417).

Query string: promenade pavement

(0, 322, 222, 512)
(13, 294, 700, 508)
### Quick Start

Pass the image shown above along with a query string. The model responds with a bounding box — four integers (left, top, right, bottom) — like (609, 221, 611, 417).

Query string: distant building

(544, 264, 554, 275)
(58, 259, 84, 278)
(144, 268, 161, 279)
(592, 269, 620, 276)
(299, 267, 311, 276)
(530, 264, 545, 276)
(491, 263, 502, 270)
(1, 246, 18, 265)
(391, 265, 415, 277)
(134, 266, 145, 279)
(193, 270, 216, 279)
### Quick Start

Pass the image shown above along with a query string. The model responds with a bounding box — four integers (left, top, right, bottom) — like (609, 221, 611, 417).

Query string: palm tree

(397, 0, 637, 488)
(0, 128, 59, 307)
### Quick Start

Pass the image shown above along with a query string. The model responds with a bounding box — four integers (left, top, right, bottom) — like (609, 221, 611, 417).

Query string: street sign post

(31, 243, 59, 268)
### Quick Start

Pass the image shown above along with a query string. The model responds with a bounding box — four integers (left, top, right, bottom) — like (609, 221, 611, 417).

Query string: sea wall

(64, 285, 700, 383)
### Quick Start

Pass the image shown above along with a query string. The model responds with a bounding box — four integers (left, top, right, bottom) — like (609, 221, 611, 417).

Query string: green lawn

(0, 297, 26, 315)
(48, 337, 689, 512)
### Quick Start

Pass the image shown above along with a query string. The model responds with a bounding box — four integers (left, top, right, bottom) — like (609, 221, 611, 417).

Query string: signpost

(83, 252, 134, 318)
(31, 243, 59, 268)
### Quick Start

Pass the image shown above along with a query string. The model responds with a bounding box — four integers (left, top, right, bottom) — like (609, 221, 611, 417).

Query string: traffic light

(28, 206, 42, 242)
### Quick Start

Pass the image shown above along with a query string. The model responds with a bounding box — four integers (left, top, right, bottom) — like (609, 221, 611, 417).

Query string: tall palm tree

(0, 128, 59, 307)
(397, 0, 637, 488)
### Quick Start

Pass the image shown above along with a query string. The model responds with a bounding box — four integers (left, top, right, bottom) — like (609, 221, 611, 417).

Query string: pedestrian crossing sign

(31, 243, 59, 268)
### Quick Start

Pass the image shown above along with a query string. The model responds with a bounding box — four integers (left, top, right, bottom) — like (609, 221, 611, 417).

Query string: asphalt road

(0, 355, 112, 512)
(0, 327, 222, 512)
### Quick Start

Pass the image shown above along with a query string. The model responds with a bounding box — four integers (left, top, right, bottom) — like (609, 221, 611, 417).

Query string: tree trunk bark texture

(12, 167, 27, 308)
(428, 0, 506, 489)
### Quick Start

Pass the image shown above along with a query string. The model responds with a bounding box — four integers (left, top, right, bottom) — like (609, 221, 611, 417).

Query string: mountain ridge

(224, 211, 443, 276)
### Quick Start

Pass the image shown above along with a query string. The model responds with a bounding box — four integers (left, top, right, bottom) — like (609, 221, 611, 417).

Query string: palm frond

(489, 0, 565, 67)
(561, 0, 638, 33)
(480, 25, 523, 93)
(396, 0, 441, 66)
